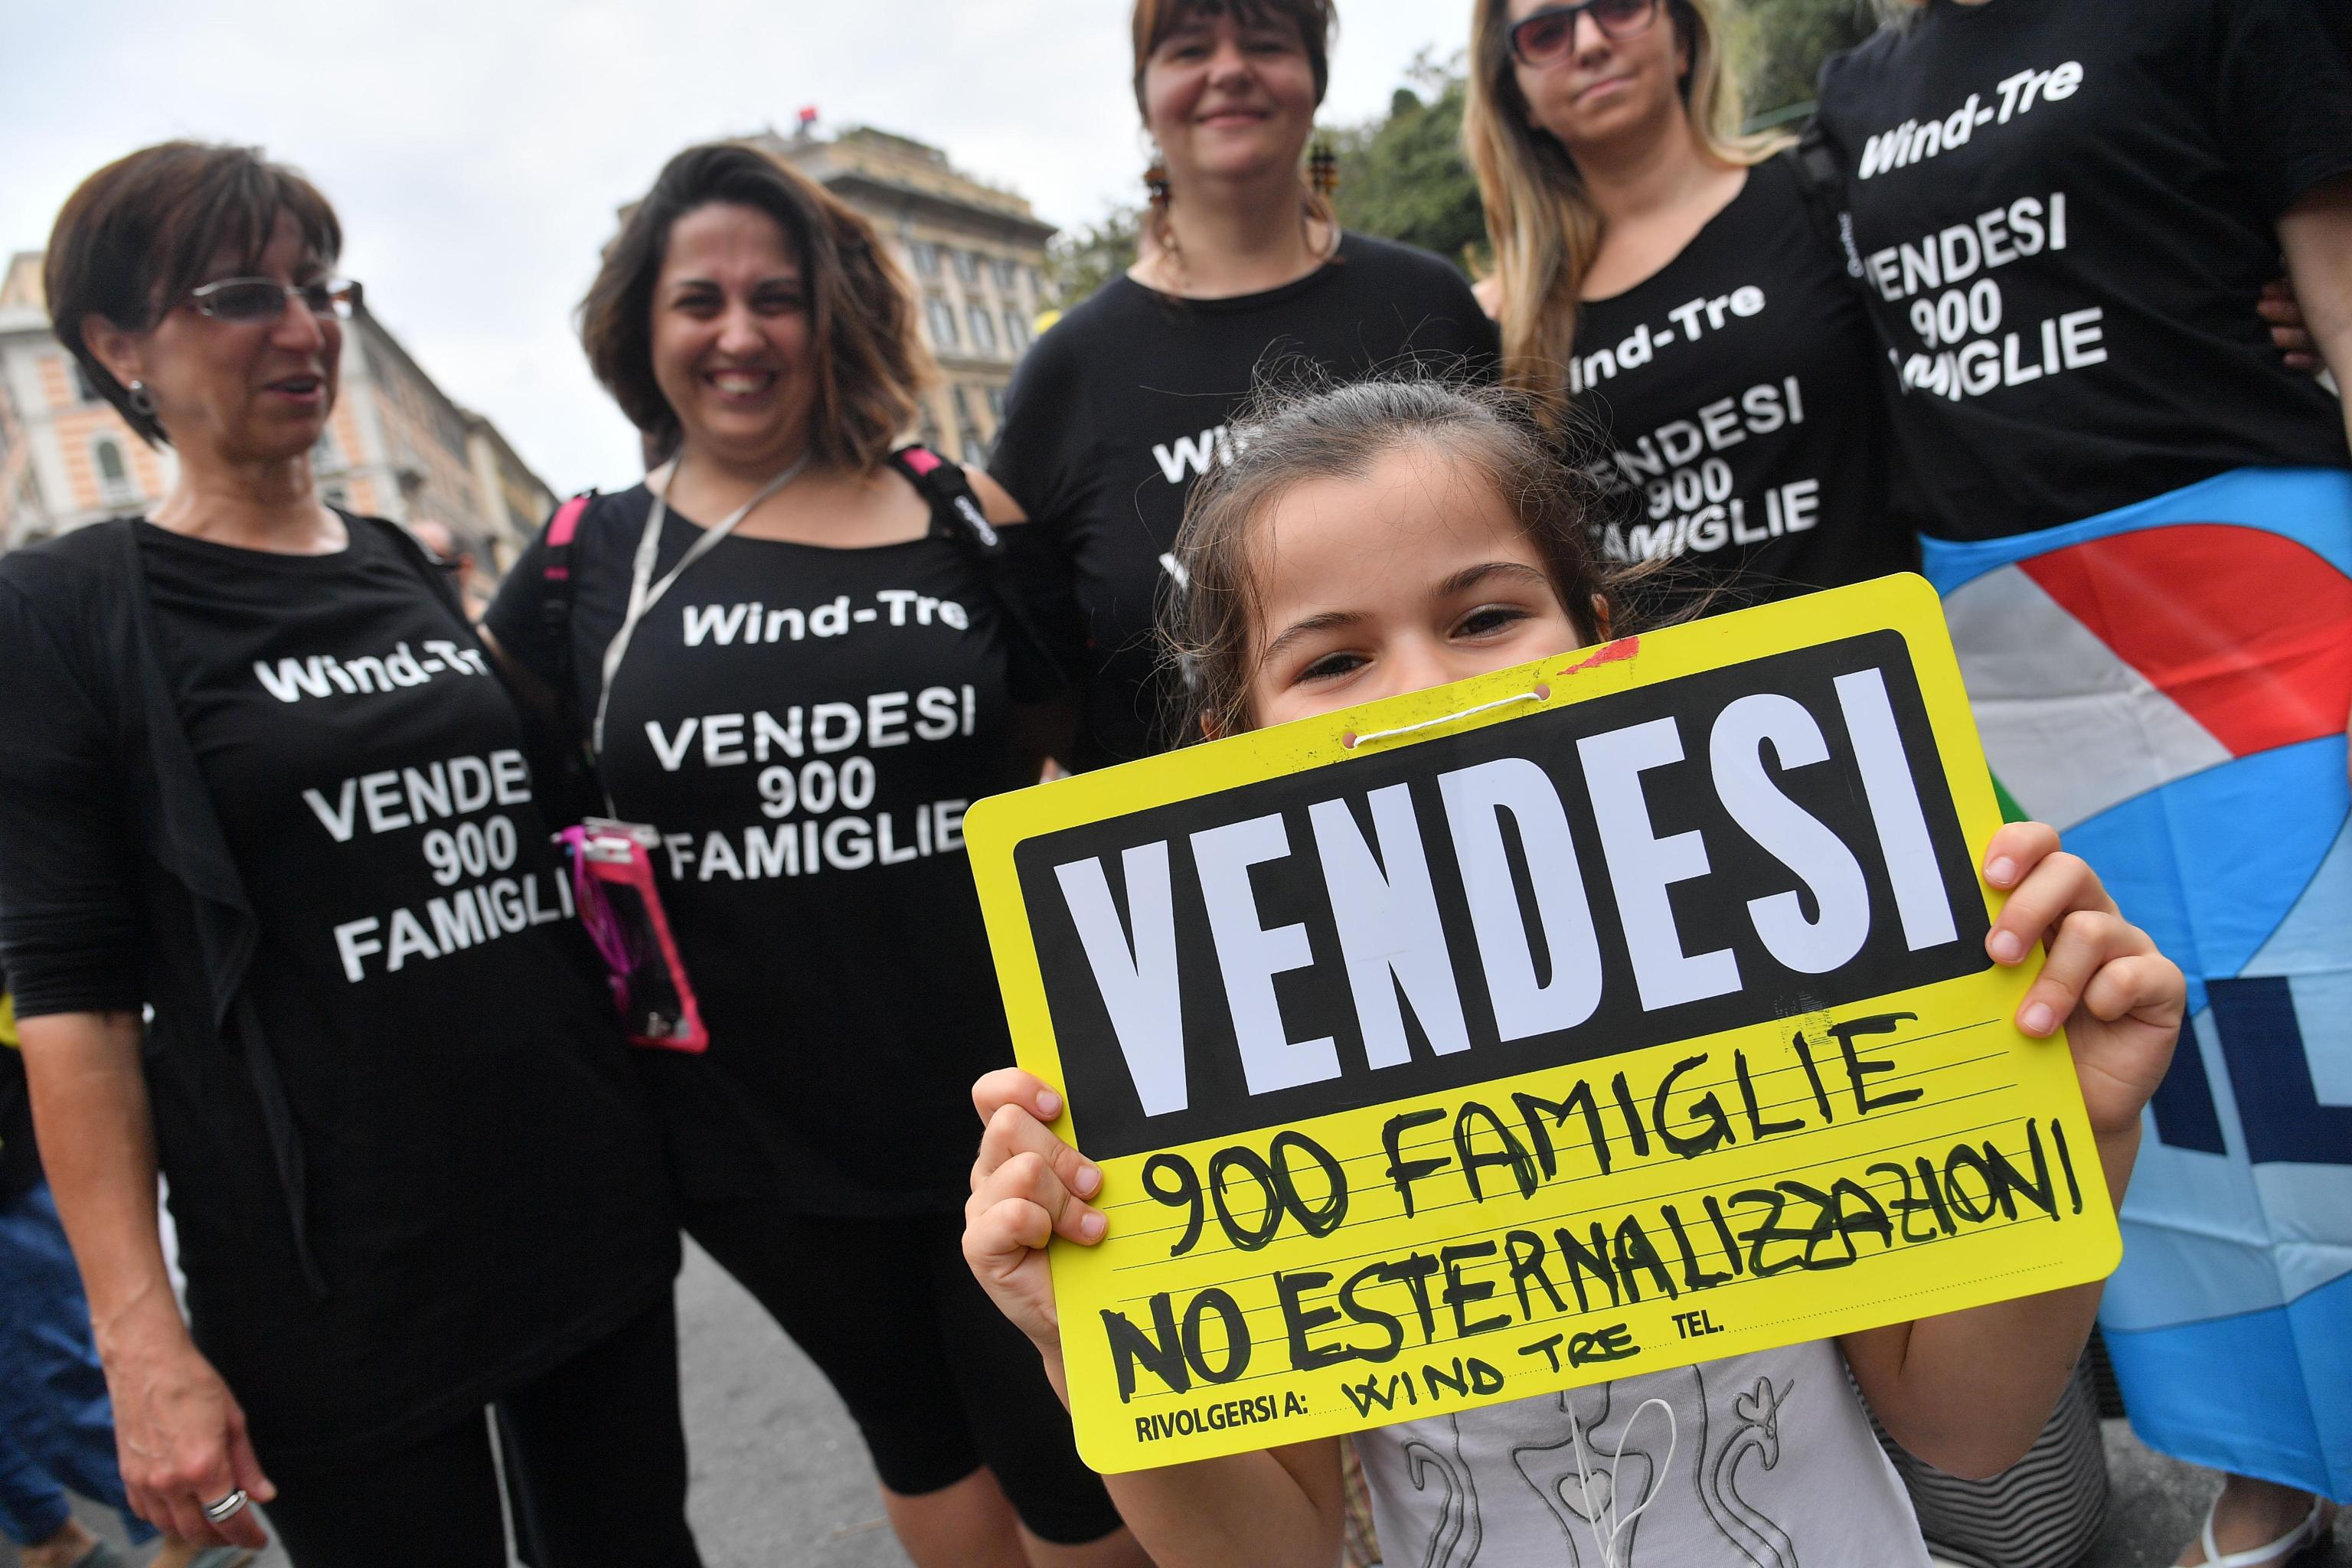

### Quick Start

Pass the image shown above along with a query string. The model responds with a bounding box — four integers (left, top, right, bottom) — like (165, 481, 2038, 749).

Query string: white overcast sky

(2, 0, 1465, 495)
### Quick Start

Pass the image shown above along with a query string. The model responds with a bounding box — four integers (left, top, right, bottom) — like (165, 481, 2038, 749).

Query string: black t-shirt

(1573, 151, 1919, 610)
(1815, 0, 2352, 539)
(485, 483, 1041, 1215)
(132, 517, 675, 1467)
(990, 233, 1499, 766)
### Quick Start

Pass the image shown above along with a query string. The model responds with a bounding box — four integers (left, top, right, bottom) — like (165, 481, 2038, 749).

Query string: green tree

(1043, 205, 1142, 315)
(1330, 57, 1488, 273)
(1737, 0, 1879, 121)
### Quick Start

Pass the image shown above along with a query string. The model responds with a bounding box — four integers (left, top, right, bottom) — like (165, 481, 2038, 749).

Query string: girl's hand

(1981, 822, 2184, 1140)
(964, 1068, 1109, 1357)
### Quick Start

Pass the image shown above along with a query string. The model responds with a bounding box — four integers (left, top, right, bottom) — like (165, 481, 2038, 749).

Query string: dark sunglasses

(186, 276, 363, 325)
(1509, 0, 1662, 67)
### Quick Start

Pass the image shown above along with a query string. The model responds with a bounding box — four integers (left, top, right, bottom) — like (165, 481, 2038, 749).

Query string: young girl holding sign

(960, 377, 2187, 1566)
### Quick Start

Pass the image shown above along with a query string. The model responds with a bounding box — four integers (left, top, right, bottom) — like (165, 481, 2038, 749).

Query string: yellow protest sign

(965, 576, 2118, 1474)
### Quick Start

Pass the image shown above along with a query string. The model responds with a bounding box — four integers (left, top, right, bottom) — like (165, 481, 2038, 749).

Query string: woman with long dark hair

(483, 141, 1146, 1568)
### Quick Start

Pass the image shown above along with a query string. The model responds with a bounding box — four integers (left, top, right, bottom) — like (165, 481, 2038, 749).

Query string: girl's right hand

(963, 1067, 1110, 1357)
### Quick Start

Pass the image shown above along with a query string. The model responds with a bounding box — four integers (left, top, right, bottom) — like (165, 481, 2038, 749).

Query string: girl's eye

(1457, 604, 1531, 639)
(1297, 650, 1366, 684)
(756, 291, 806, 315)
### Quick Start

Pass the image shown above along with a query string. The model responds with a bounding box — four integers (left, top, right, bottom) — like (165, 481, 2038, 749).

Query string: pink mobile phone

(557, 819, 708, 1053)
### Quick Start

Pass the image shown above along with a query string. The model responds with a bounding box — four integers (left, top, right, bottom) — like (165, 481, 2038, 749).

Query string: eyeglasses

(186, 276, 363, 325)
(1508, 0, 1661, 67)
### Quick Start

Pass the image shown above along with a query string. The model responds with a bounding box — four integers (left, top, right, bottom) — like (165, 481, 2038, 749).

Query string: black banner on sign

(1014, 632, 1988, 1160)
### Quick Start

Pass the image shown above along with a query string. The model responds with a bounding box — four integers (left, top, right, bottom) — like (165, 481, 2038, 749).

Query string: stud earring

(127, 379, 157, 416)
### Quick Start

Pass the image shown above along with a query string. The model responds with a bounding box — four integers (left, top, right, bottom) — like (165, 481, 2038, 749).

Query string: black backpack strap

(538, 490, 597, 659)
(531, 491, 607, 816)
(1792, 126, 1867, 286)
(887, 446, 1072, 695)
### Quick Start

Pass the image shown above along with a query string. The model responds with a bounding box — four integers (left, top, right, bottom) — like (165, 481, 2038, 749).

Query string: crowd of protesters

(0, 2, 2344, 1566)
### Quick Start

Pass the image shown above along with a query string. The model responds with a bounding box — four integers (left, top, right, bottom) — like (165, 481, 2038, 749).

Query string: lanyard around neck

(593, 457, 807, 754)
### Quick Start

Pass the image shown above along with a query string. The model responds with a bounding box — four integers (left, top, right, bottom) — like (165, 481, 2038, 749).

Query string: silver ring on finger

(203, 1488, 250, 1524)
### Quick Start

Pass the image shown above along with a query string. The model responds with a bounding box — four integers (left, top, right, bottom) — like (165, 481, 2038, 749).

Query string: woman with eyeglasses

(0, 142, 698, 1568)
(986, 0, 1497, 769)
(1811, 5, 2352, 1565)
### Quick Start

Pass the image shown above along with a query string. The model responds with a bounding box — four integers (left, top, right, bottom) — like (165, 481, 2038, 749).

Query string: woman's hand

(964, 1067, 1109, 1358)
(103, 1315, 275, 1548)
(2259, 277, 2320, 373)
(1980, 821, 2184, 1141)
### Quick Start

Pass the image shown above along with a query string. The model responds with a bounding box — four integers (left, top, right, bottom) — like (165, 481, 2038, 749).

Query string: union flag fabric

(1924, 466, 2352, 1499)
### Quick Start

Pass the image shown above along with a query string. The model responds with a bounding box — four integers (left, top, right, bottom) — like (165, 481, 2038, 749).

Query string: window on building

(985, 384, 1006, 423)
(991, 257, 1019, 292)
(70, 362, 103, 405)
(324, 484, 350, 511)
(926, 296, 960, 349)
(312, 428, 342, 472)
(1002, 308, 1031, 353)
(92, 436, 136, 503)
(966, 302, 998, 354)
(910, 241, 942, 278)
(951, 385, 974, 424)
(951, 249, 981, 286)
(1027, 265, 1046, 298)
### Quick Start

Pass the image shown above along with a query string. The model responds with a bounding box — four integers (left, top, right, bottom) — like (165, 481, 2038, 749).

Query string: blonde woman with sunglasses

(1465, 0, 1919, 622)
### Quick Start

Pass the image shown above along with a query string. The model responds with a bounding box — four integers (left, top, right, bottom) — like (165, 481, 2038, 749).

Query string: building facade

(0, 250, 554, 573)
(757, 122, 1056, 464)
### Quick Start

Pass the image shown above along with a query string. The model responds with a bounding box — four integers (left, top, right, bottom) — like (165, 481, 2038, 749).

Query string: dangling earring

(126, 379, 156, 416)
(1144, 148, 1171, 211)
(1308, 138, 1340, 198)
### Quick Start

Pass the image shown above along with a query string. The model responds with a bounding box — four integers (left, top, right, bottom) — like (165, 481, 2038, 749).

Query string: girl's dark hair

(580, 140, 932, 473)
(1163, 374, 1645, 743)
(45, 141, 341, 447)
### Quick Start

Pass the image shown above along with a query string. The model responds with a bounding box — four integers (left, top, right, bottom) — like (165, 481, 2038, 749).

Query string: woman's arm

(20, 1009, 274, 1547)
(2278, 172, 2352, 436)
(966, 1071, 1348, 1565)
(965, 468, 1082, 776)
(2277, 175, 2352, 773)
(1841, 824, 2183, 1478)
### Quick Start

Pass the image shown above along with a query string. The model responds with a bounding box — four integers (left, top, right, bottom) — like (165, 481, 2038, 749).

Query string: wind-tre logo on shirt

(252, 639, 490, 702)
(1854, 62, 2085, 180)
(1153, 426, 1238, 485)
(678, 589, 972, 647)
(1567, 289, 1769, 397)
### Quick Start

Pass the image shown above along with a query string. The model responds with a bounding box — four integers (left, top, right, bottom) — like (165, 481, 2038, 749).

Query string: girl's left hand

(1981, 821, 2184, 1140)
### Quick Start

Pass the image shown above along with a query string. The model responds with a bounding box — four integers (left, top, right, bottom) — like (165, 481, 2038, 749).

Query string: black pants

(266, 1299, 700, 1568)
(687, 1203, 1123, 1547)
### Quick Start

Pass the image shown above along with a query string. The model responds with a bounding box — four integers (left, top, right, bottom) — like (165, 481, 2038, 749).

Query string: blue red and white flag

(1924, 466, 2352, 1500)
